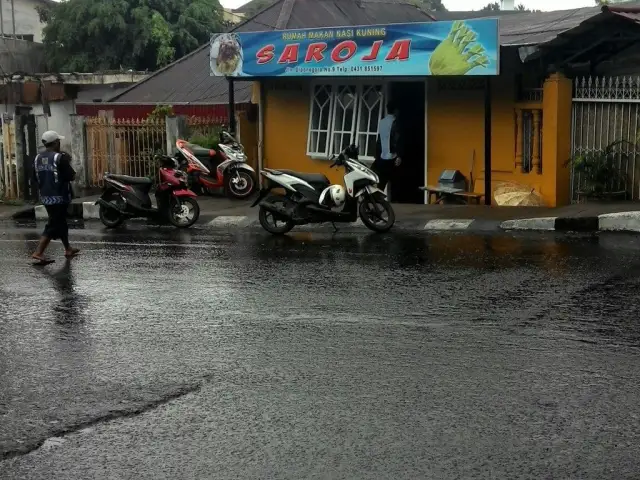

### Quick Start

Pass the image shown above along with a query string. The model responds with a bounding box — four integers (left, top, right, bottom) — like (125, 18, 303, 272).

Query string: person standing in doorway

(31, 131, 80, 265)
(373, 100, 402, 192)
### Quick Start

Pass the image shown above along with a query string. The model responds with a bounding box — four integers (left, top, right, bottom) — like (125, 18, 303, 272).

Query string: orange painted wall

(426, 75, 554, 205)
(262, 81, 344, 185)
(262, 72, 571, 207)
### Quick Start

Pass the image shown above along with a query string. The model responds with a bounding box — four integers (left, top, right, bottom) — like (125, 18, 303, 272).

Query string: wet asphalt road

(2, 224, 640, 479)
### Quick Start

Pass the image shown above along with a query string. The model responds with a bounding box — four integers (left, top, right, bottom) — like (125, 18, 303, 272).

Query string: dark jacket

(375, 115, 403, 161)
(33, 150, 76, 205)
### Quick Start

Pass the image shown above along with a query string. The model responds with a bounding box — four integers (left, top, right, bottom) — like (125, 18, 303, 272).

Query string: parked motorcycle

(176, 132, 256, 199)
(251, 144, 395, 235)
(96, 154, 200, 228)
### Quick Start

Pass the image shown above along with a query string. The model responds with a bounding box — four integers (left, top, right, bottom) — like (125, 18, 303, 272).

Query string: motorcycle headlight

(175, 171, 187, 183)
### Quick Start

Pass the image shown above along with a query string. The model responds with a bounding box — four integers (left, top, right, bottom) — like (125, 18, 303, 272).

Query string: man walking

(31, 131, 80, 265)
(373, 100, 402, 192)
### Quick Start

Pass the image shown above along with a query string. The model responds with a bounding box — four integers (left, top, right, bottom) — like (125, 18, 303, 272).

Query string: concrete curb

(499, 211, 640, 233)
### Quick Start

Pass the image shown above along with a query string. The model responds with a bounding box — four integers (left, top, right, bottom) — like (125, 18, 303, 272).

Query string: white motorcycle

(251, 144, 395, 235)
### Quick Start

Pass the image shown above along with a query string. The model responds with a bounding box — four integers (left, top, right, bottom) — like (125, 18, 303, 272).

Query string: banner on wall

(209, 19, 499, 78)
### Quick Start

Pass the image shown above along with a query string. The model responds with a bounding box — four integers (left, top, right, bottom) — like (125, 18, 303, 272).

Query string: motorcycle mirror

(346, 144, 359, 159)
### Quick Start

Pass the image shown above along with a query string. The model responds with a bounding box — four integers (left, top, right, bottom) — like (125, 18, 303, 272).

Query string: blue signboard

(209, 19, 499, 78)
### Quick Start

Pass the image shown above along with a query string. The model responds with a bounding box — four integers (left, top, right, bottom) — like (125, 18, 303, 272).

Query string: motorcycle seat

(278, 170, 330, 187)
(105, 174, 153, 185)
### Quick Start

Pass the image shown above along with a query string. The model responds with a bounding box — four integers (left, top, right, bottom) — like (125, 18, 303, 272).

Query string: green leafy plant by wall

(147, 104, 175, 122)
(188, 124, 224, 149)
(567, 140, 633, 198)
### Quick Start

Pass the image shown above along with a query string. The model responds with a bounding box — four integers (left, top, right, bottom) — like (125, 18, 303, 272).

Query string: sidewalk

(2, 195, 640, 233)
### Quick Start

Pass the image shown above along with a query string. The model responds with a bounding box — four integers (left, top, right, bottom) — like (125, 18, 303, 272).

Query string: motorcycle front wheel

(168, 197, 200, 228)
(359, 193, 395, 233)
(225, 169, 255, 199)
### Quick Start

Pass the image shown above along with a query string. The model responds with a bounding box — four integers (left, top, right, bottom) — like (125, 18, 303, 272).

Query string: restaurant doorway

(387, 81, 426, 204)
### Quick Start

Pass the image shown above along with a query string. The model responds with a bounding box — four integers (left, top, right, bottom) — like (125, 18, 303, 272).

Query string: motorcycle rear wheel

(168, 197, 200, 228)
(258, 198, 294, 235)
(99, 193, 125, 228)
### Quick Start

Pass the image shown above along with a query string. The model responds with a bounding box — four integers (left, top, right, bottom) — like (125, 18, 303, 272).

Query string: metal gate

(571, 76, 640, 201)
(0, 116, 18, 200)
(1, 113, 42, 201)
(85, 117, 167, 187)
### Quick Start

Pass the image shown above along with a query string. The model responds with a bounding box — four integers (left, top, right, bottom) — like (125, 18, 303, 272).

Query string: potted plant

(567, 140, 632, 202)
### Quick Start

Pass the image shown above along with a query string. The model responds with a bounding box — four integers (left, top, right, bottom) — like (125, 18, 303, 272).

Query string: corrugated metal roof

(498, 6, 603, 46)
(286, 0, 434, 29)
(605, 4, 640, 23)
(110, 1, 636, 104)
(432, 10, 522, 21)
(234, 0, 277, 14)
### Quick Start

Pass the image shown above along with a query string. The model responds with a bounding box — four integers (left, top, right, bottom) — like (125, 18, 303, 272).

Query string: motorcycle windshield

(176, 140, 211, 174)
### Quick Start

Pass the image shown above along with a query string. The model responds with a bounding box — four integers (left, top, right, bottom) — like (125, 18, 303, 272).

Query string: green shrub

(566, 140, 633, 195)
(188, 131, 220, 149)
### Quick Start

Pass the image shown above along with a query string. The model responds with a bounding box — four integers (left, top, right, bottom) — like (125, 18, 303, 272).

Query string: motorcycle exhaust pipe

(260, 201, 290, 217)
(97, 198, 126, 214)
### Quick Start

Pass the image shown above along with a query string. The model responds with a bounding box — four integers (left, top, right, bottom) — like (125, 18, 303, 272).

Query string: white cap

(41, 130, 64, 144)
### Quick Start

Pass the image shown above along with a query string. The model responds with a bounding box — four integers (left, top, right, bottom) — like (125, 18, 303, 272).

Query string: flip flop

(32, 258, 55, 266)
(64, 249, 81, 259)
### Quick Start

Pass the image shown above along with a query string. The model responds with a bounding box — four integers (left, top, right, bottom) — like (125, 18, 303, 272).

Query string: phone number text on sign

(286, 65, 384, 74)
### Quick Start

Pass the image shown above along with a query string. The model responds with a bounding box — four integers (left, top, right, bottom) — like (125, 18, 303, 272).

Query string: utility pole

(0, 0, 5, 37)
(10, 0, 15, 38)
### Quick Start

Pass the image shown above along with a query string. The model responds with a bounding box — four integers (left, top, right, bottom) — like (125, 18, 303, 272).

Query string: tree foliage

(413, 0, 448, 12)
(481, 2, 501, 10)
(37, 0, 225, 73)
(516, 3, 542, 11)
(481, 2, 540, 11)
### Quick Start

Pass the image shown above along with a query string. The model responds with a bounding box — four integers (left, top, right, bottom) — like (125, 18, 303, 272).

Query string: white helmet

(320, 185, 346, 208)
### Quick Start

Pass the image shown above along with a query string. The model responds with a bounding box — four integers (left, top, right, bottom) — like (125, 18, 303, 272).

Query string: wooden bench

(420, 186, 485, 205)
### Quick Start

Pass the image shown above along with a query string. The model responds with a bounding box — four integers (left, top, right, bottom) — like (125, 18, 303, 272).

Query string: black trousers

(371, 158, 396, 191)
(43, 204, 70, 248)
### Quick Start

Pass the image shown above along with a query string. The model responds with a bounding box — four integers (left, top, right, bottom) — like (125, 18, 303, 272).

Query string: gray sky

(221, 0, 594, 11)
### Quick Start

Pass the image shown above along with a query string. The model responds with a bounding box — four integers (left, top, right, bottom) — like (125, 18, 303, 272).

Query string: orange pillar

(541, 73, 573, 207)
